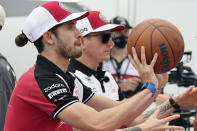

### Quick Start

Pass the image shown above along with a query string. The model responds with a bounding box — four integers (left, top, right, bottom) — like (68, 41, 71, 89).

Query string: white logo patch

(44, 83, 65, 92)
(48, 88, 67, 99)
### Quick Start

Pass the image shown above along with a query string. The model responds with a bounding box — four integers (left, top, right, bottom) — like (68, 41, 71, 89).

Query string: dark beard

(59, 46, 82, 59)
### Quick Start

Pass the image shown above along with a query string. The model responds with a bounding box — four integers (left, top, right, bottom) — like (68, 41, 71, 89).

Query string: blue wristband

(141, 83, 156, 96)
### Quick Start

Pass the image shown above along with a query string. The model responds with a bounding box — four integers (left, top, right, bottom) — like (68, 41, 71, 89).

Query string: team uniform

(101, 56, 140, 97)
(4, 55, 94, 131)
(68, 59, 125, 101)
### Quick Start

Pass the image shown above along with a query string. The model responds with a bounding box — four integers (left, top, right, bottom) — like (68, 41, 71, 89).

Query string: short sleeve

(72, 76, 94, 103)
(34, 73, 80, 118)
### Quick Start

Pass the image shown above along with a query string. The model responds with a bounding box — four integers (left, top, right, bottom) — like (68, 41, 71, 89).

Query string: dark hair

(15, 24, 60, 53)
(15, 33, 29, 47)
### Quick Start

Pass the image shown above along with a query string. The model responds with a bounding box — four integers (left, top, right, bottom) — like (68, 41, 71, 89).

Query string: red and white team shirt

(4, 55, 94, 131)
(68, 59, 125, 101)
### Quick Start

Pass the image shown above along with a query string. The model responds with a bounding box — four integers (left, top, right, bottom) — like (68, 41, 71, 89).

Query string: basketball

(127, 18, 184, 74)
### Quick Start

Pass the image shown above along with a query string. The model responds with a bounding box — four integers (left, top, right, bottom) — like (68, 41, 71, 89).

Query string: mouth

(75, 42, 81, 46)
(104, 50, 111, 53)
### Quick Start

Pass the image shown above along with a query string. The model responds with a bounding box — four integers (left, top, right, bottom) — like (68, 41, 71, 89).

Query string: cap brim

(92, 24, 125, 33)
(60, 11, 89, 24)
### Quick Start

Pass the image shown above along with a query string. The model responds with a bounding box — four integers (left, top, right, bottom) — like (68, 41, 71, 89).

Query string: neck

(41, 52, 69, 73)
(111, 46, 128, 62)
(76, 54, 98, 71)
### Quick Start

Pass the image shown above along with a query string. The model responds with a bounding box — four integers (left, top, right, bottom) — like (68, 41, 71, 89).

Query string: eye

(68, 21, 77, 30)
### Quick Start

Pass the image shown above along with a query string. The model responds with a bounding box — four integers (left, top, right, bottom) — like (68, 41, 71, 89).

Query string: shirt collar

(68, 59, 96, 76)
(36, 55, 65, 75)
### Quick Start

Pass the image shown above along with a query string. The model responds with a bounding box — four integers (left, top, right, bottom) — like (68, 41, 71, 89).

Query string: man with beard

(4, 2, 197, 131)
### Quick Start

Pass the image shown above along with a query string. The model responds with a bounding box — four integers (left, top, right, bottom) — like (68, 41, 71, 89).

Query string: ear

(42, 31, 54, 45)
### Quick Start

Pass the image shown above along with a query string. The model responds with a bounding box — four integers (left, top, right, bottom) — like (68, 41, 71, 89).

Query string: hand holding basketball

(127, 18, 184, 73)
(128, 46, 159, 88)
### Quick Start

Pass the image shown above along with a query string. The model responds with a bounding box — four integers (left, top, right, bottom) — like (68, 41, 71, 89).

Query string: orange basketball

(127, 18, 184, 74)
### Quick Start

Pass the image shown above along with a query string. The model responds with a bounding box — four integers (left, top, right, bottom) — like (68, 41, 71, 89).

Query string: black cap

(110, 16, 133, 29)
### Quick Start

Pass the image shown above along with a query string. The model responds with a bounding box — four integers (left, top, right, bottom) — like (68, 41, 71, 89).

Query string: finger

(132, 47, 141, 66)
(128, 81, 139, 87)
(150, 53, 158, 67)
(163, 125, 184, 130)
(162, 114, 180, 123)
(182, 87, 193, 97)
(141, 46, 147, 65)
(128, 54, 138, 70)
(128, 77, 141, 82)
(151, 108, 160, 118)
(189, 85, 195, 88)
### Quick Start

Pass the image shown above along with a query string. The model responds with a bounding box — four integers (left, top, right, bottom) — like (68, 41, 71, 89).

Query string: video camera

(168, 51, 197, 87)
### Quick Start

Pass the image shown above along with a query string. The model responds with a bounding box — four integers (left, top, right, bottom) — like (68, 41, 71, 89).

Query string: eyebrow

(69, 21, 76, 25)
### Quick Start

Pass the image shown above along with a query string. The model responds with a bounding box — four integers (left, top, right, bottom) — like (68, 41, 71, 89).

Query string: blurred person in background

(0, 4, 16, 131)
(101, 16, 141, 98)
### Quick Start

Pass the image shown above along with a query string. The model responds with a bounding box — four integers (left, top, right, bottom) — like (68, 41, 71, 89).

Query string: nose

(74, 24, 83, 38)
(107, 38, 114, 47)
(76, 28, 83, 38)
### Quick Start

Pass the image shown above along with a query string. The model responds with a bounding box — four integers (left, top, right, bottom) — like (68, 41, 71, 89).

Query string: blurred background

(0, 0, 197, 130)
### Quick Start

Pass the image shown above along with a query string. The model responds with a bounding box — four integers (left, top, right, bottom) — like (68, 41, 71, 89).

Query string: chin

(69, 50, 82, 59)
(102, 56, 110, 61)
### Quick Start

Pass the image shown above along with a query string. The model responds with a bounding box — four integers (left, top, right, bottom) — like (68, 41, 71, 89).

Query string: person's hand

(119, 77, 141, 92)
(138, 108, 184, 131)
(156, 72, 168, 89)
(155, 93, 170, 106)
(128, 46, 159, 89)
(173, 86, 197, 110)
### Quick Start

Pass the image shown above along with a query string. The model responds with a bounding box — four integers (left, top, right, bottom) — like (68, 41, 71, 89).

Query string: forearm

(62, 89, 156, 131)
(116, 127, 142, 131)
(127, 98, 176, 126)
(94, 89, 157, 130)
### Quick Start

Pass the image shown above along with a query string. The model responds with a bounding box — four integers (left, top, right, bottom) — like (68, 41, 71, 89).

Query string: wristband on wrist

(141, 83, 156, 97)
(169, 97, 180, 110)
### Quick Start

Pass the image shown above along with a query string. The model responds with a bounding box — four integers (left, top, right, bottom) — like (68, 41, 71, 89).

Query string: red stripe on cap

(41, 1, 72, 22)
(87, 11, 109, 30)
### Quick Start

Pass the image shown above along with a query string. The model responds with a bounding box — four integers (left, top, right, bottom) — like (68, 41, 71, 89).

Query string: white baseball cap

(0, 4, 6, 30)
(23, 1, 89, 42)
(76, 11, 125, 36)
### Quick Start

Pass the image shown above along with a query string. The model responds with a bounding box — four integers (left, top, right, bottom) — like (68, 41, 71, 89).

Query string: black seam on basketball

(150, 28, 158, 60)
(133, 24, 152, 47)
(133, 20, 161, 47)
(146, 20, 163, 60)
(148, 23, 176, 66)
(157, 25, 184, 41)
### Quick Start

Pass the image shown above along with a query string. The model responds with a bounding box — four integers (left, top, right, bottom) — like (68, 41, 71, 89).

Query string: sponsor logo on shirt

(44, 83, 65, 92)
(48, 88, 67, 99)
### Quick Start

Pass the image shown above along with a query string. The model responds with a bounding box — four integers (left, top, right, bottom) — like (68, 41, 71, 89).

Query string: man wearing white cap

(68, 11, 125, 101)
(4, 2, 90, 131)
(0, 4, 16, 131)
(4, 1, 197, 131)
